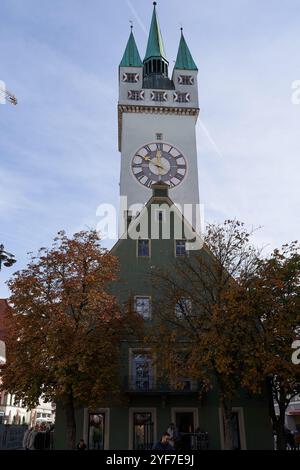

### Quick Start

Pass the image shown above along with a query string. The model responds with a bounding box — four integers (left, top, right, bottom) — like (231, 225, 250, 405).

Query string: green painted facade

(54, 189, 274, 450)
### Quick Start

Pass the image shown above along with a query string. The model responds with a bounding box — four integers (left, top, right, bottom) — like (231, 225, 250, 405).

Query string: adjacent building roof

(144, 3, 167, 62)
(120, 30, 143, 68)
(174, 30, 198, 71)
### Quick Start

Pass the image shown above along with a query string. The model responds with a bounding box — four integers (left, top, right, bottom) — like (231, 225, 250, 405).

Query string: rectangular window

(152, 91, 166, 102)
(178, 93, 189, 103)
(179, 75, 194, 85)
(175, 240, 186, 257)
(128, 90, 141, 101)
(175, 298, 192, 318)
(133, 413, 154, 450)
(88, 413, 105, 450)
(156, 133, 163, 141)
(176, 92, 190, 103)
(138, 239, 150, 257)
(220, 409, 246, 450)
(131, 352, 153, 390)
(123, 73, 139, 83)
(135, 297, 151, 320)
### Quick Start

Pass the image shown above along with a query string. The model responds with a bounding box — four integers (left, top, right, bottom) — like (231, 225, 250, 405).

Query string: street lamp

(0, 244, 16, 271)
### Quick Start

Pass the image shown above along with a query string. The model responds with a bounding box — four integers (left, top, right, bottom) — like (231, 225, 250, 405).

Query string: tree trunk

(266, 377, 286, 450)
(276, 397, 287, 451)
(64, 391, 77, 450)
(220, 400, 235, 450)
(274, 419, 286, 450)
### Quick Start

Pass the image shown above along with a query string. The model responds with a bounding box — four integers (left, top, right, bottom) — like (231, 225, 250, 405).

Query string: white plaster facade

(118, 64, 200, 229)
(0, 391, 55, 426)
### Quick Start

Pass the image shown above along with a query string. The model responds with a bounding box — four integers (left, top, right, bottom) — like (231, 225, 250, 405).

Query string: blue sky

(0, 0, 300, 297)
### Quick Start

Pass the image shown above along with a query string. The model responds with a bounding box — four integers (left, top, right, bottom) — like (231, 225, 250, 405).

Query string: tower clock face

(131, 142, 187, 189)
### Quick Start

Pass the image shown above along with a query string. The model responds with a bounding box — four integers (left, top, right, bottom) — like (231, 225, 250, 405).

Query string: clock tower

(118, 2, 200, 229)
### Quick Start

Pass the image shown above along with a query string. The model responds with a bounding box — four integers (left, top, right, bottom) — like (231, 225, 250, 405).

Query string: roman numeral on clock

(145, 178, 153, 188)
(136, 172, 144, 181)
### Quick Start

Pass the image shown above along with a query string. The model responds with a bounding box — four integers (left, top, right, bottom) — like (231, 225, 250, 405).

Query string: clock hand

(156, 150, 162, 165)
(155, 150, 164, 174)
(154, 162, 165, 169)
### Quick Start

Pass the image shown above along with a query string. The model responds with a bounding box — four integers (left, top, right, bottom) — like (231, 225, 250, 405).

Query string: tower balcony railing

(124, 376, 200, 394)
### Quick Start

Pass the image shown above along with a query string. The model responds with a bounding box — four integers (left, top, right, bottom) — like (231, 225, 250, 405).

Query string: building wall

(54, 204, 274, 450)
(54, 394, 273, 450)
(119, 113, 200, 227)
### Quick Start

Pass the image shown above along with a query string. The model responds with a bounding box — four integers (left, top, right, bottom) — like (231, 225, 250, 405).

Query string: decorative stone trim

(173, 92, 191, 103)
(178, 75, 194, 85)
(122, 73, 139, 83)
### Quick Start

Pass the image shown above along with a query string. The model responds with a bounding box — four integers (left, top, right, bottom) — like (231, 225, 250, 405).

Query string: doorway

(175, 412, 194, 433)
(88, 413, 105, 450)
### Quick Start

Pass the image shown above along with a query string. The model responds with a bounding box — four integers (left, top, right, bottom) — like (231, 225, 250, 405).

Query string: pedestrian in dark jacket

(76, 439, 87, 450)
(153, 433, 175, 452)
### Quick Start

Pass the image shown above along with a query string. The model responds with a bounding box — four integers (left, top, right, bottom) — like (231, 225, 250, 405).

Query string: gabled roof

(111, 183, 205, 254)
(144, 3, 167, 62)
(120, 30, 143, 68)
(174, 30, 198, 71)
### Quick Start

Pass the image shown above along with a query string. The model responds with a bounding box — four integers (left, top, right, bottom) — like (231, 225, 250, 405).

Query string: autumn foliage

(150, 221, 300, 450)
(1, 230, 140, 449)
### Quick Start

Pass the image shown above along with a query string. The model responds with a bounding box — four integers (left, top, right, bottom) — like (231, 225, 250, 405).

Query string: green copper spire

(174, 29, 198, 71)
(120, 29, 143, 67)
(144, 2, 167, 62)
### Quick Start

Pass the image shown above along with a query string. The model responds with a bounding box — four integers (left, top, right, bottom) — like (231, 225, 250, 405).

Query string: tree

(0, 244, 16, 271)
(246, 242, 300, 450)
(150, 220, 263, 450)
(0, 230, 140, 449)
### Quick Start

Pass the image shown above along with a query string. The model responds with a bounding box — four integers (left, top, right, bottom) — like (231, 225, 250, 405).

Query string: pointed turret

(120, 28, 143, 68)
(174, 29, 198, 71)
(143, 3, 174, 90)
(144, 2, 167, 62)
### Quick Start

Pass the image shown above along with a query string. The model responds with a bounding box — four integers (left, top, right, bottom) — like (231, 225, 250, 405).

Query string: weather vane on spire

(129, 20, 133, 30)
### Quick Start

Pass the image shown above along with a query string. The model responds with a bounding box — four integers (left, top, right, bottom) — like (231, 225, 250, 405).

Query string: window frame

(137, 239, 151, 258)
(175, 240, 187, 257)
(178, 75, 194, 85)
(134, 296, 152, 320)
(123, 73, 139, 83)
(175, 297, 192, 319)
